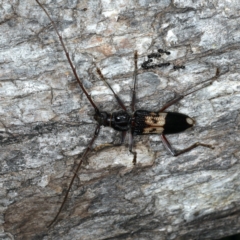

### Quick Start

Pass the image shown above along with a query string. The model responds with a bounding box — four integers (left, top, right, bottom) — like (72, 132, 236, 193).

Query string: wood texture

(1, 0, 240, 239)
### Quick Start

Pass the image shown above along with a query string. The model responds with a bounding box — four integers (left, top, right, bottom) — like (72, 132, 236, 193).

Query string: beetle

(36, 0, 219, 227)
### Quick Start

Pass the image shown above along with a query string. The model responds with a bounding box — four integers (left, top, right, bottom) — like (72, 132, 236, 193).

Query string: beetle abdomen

(132, 110, 194, 135)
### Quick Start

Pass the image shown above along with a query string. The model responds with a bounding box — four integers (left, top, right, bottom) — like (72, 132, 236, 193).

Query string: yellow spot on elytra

(143, 127, 164, 134)
(145, 113, 167, 126)
(186, 117, 194, 125)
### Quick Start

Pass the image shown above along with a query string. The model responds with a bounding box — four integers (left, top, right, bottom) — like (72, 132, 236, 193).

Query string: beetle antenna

(47, 125, 101, 228)
(36, 0, 100, 114)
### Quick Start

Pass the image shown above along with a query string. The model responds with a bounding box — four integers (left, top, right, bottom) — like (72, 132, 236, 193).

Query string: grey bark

(1, 0, 240, 239)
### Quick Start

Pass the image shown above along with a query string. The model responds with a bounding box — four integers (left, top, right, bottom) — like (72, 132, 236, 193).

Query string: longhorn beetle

(36, 0, 219, 227)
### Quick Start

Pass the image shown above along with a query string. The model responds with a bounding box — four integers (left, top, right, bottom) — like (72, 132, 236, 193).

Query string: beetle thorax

(94, 111, 131, 131)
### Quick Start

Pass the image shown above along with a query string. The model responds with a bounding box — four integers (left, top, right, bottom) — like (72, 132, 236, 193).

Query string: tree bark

(1, 0, 240, 239)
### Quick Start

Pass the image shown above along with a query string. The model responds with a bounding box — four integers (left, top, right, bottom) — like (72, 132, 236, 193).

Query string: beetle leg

(160, 134, 214, 156)
(129, 131, 137, 165)
(94, 131, 137, 164)
(158, 68, 219, 112)
(158, 95, 185, 112)
(131, 51, 138, 112)
(94, 131, 127, 151)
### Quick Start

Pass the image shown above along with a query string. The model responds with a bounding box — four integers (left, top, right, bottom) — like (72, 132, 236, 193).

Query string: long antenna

(35, 0, 102, 227)
(36, 0, 99, 114)
(47, 125, 101, 228)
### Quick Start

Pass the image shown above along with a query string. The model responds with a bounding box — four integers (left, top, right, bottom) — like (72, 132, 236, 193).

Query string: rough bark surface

(1, 0, 240, 239)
